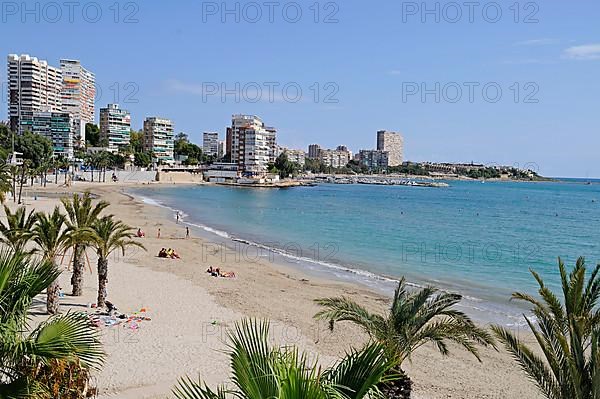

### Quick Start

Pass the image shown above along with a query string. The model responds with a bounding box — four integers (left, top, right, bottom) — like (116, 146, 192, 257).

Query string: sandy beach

(9, 182, 542, 399)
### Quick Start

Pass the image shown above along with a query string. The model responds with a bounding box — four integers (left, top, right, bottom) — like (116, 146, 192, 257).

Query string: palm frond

(493, 325, 561, 399)
(494, 257, 600, 399)
(173, 376, 228, 399)
(172, 319, 396, 399)
(27, 312, 105, 370)
(315, 280, 494, 366)
(0, 250, 58, 324)
(324, 341, 398, 398)
(314, 297, 387, 338)
(0, 205, 37, 253)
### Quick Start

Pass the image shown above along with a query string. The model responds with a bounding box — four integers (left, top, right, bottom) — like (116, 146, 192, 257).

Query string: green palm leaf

(0, 206, 37, 253)
(172, 319, 395, 399)
(0, 247, 105, 396)
(493, 257, 600, 399)
(27, 312, 105, 370)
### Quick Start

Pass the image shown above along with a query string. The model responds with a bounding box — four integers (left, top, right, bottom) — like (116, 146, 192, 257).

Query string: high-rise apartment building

(203, 132, 219, 156)
(60, 59, 95, 146)
(226, 114, 262, 162)
(308, 144, 321, 159)
(225, 114, 277, 176)
(143, 117, 174, 163)
(99, 104, 131, 150)
(7, 54, 62, 133)
(30, 111, 74, 159)
(376, 130, 404, 167)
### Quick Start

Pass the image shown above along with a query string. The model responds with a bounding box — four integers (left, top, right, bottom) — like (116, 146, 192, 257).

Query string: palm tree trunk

(379, 368, 412, 399)
(97, 256, 109, 307)
(55, 168, 58, 184)
(17, 166, 26, 204)
(71, 245, 85, 296)
(47, 261, 60, 314)
(12, 168, 16, 203)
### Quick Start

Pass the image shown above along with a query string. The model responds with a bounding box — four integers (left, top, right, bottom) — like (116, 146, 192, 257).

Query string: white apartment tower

(377, 130, 404, 167)
(60, 59, 96, 146)
(7, 54, 62, 134)
(143, 117, 174, 163)
(226, 114, 277, 176)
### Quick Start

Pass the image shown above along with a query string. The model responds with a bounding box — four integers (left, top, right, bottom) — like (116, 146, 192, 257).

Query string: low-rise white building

(204, 162, 238, 183)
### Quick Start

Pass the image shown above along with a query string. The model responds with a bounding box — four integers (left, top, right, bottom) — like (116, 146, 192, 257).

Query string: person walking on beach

(186, 226, 190, 239)
(176, 211, 180, 224)
(157, 228, 161, 239)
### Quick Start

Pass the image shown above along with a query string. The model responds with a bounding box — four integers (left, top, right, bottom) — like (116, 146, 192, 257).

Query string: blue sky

(1, 0, 599, 177)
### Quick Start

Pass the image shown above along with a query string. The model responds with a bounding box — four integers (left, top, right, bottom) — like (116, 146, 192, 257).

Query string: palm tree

(0, 205, 37, 253)
(172, 319, 397, 399)
(0, 159, 12, 203)
(32, 206, 70, 314)
(85, 153, 99, 182)
(61, 192, 109, 296)
(53, 155, 66, 185)
(17, 160, 29, 205)
(60, 156, 71, 185)
(314, 278, 496, 398)
(97, 151, 111, 183)
(493, 257, 600, 399)
(0, 249, 104, 397)
(91, 215, 145, 307)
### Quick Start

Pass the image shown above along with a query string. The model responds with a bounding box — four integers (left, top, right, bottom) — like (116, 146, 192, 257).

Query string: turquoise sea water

(130, 180, 600, 326)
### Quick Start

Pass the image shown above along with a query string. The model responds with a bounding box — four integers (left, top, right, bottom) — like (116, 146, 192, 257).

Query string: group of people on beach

(206, 266, 235, 278)
(158, 248, 180, 259)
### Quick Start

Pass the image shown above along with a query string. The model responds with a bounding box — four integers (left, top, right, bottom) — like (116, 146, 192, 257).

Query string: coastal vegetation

(32, 206, 71, 314)
(0, 250, 104, 397)
(0, 205, 36, 253)
(268, 153, 302, 178)
(0, 191, 144, 397)
(90, 216, 145, 307)
(493, 257, 600, 399)
(314, 278, 496, 398)
(61, 192, 109, 296)
(173, 319, 398, 399)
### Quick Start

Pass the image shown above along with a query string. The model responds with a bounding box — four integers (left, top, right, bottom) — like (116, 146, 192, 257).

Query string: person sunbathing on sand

(166, 248, 180, 259)
(137, 228, 145, 238)
(206, 266, 235, 278)
(158, 248, 168, 258)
